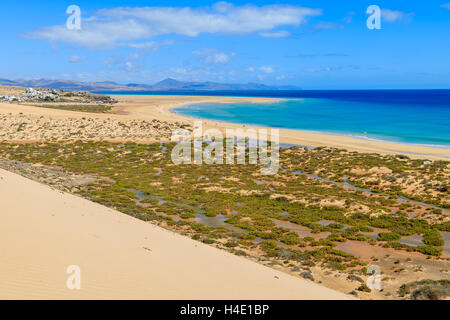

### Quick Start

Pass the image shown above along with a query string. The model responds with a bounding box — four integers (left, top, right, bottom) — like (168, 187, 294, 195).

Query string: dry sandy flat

(0, 85, 25, 96)
(0, 168, 351, 300)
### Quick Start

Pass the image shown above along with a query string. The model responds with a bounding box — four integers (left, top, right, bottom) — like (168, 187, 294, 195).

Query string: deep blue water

(97, 90, 450, 147)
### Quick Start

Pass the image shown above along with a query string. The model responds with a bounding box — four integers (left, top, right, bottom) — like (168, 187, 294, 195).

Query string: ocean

(97, 90, 450, 147)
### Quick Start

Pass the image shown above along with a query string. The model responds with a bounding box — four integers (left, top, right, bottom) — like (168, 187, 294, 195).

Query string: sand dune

(0, 169, 351, 299)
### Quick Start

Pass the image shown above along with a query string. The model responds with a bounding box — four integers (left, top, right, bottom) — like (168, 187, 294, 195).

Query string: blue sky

(1, 0, 449, 89)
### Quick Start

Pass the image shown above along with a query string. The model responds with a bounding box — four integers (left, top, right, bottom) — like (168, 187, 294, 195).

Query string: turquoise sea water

(173, 96, 450, 148)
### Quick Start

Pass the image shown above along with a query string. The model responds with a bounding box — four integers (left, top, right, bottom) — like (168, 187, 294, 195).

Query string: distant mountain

(0, 77, 300, 92)
(151, 78, 299, 91)
(0, 78, 135, 91)
(153, 78, 186, 89)
(0, 78, 18, 86)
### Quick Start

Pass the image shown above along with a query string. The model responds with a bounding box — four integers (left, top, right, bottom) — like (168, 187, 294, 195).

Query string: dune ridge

(0, 168, 351, 299)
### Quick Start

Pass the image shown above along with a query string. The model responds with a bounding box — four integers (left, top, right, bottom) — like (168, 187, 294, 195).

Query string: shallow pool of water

(195, 213, 244, 233)
(440, 232, 450, 255)
(399, 235, 423, 247)
(271, 219, 330, 239)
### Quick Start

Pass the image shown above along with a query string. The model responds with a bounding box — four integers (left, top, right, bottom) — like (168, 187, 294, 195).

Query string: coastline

(110, 94, 450, 160)
(1, 92, 448, 300)
(1, 94, 449, 160)
(172, 106, 450, 151)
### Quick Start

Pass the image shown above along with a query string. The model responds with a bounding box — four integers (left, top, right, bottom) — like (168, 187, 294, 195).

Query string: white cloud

(260, 66, 274, 74)
(304, 67, 322, 73)
(69, 55, 82, 63)
(170, 67, 189, 75)
(124, 61, 134, 72)
(313, 22, 344, 30)
(76, 72, 90, 79)
(167, 67, 218, 81)
(343, 12, 356, 24)
(207, 52, 232, 64)
(304, 65, 357, 73)
(193, 49, 235, 64)
(247, 67, 255, 72)
(213, 1, 234, 13)
(105, 52, 144, 72)
(126, 40, 174, 50)
(292, 53, 348, 58)
(304, 65, 341, 73)
(23, 2, 322, 48)
(381, 9, 414, 23)
(441, 3, 450, 9)
(259, 30, 291, 38)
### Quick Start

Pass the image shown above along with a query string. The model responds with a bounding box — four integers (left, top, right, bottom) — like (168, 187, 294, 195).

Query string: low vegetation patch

(398, 279, 450, 300)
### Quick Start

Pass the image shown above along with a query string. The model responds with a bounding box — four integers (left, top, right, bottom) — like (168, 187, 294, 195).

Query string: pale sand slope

(0, 169, 351, 300)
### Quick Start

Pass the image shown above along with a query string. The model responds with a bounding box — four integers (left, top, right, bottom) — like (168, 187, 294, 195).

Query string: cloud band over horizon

(23, 2, 322, 48)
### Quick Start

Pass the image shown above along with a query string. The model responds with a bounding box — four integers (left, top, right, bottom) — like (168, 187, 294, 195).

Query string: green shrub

(417, 245, 442, 256)
(399, 279, 450, 300)
(357, 284, 372, 293)
(423, 229, 444, 247)
(378, 232, 402, 241)
(225, 240, 239, 248)
(260, 240, 281, 257)
(280, 232, 300, 245)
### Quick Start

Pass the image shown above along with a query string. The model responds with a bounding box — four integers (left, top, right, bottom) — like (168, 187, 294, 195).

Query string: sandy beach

(0, 168, 351, 299)
(111, 95, 450, 160)
(1, 94, 448, 160)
